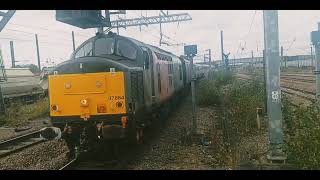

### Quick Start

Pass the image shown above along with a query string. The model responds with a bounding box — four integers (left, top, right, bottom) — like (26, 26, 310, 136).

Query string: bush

(197, 70, 234, 107)
(282, 96, 320, 169)
(197, 79, 222, 107)
(198, 70, 265, 137)
(225, 78, 265, 137)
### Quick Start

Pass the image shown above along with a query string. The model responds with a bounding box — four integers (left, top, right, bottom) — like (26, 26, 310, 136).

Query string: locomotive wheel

(136, 128, 144, 144)
(128, 127, 144, 145)
(133, 128, 143, 144)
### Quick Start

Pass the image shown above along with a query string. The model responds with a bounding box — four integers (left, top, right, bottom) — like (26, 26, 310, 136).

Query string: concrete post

(263, 10, 286, 161)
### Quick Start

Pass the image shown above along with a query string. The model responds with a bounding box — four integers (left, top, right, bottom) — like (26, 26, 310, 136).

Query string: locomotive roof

(94, 32, 182, 60)
(125, 37, 179, 58)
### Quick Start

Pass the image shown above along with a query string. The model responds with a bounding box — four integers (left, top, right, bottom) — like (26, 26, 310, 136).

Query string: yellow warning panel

(48, 72, 126, 118)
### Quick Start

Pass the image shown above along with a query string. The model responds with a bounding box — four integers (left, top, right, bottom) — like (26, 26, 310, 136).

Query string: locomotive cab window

(75, 41, 93, 58)
(94, 37, 115, 56)
(116, 39, 137, 60)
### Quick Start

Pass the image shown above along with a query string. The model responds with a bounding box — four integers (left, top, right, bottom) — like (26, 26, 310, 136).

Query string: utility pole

(9, 41, 15, 68)
(208, 49, 212, 69)
(311, 23, 320, 100)
(263, 49, 267, 113)
(311, 46, 314, 68)
(116, 21, 119, 35)
(190, 55, 197, 134)
(184, 45, 197, 135)
(35, 34, 41, 70)
(72, 31, 76, 52)
(263, 10, 286, 162)
(280, 46, 284, 68)
(159, 12, 163, 46)
(220, 30, 224, 68)
(97, 27, 103, 33)
(205, 49, 212, 69)
(251, 50, 254, 66)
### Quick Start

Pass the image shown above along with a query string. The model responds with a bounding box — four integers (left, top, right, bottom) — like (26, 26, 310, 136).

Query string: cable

(0, 35, 73, 47)
(131, 11, 184, 46)
(246, 10, 257, 38)
(285, 37, 296, 52)
(235, 10, 257, 58)
(8, 22, 92, 38)
(3, 28, 77, 43)
(0, 36, 33, 42)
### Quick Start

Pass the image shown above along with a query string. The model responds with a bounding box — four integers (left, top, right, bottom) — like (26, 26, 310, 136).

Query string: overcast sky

(0, 10, 320, 68)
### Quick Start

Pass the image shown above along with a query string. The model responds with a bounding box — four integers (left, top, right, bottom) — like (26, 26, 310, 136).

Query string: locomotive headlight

(51, 104, 59, 112)
(116, 101, 123, 108)
(80, 99, 88, 106)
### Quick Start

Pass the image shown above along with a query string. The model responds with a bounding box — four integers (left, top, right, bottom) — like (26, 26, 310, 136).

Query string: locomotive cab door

(142, 48, 156, 107)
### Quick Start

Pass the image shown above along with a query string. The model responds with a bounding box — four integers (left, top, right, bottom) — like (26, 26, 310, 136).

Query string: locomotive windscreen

(73, 36, 138, 61)
(95, 38, 115, 55)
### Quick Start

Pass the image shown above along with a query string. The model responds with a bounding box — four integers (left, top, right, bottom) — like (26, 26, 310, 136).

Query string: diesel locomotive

(42, 31, 209, 155)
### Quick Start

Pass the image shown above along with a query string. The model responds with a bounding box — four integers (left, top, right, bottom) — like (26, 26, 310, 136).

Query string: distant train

(42, 32, 210, 156)
(222, 54, 314, 68)
(0, 68, 44, 105)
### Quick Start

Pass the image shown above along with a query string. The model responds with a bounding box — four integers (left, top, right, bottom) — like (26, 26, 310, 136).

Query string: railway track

(58, 141, 141, 170)
(281, 74, 315, 83)
(281, 87, 315, 102)
(59, 157, 78, 170)
(236, 73, 316, 101)
(0, 130, 44, 158)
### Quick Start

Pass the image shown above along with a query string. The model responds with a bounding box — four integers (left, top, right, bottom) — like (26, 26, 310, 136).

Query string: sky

(0, 10, 320, 68)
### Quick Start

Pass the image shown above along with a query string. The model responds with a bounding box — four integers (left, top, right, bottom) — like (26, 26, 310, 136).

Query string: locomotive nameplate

(109, 96, 125, 100)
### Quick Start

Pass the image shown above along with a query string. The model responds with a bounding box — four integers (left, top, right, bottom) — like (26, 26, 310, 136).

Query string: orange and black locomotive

(42, 31, 209, 155)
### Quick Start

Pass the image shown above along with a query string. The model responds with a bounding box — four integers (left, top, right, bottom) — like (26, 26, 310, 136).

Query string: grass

(0, 98, 49, 127)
